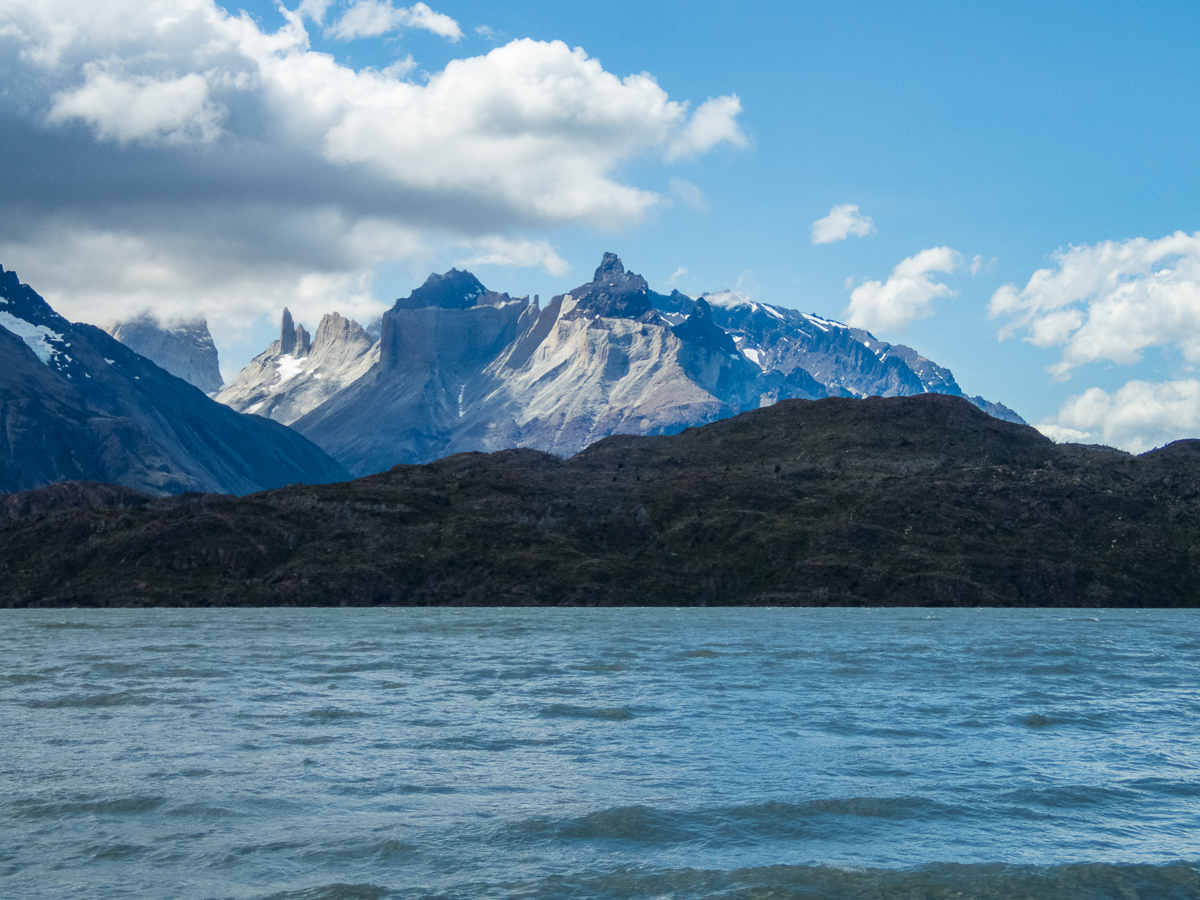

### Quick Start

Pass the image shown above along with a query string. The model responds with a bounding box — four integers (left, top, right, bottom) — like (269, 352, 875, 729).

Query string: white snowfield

(0, 311, 65, 365)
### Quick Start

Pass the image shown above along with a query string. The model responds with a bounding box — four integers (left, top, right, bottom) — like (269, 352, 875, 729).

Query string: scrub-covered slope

(0, 267, 348, 495)
(2, 394, 1193, 609)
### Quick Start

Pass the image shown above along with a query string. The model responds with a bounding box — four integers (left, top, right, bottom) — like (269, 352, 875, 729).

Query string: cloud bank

(0, 0, 746, 341)
(990, 232, 1200, 379)
(811, 204, 875, 245)
(843, 247, 960, 332)
(1039, 378, 1200, 454)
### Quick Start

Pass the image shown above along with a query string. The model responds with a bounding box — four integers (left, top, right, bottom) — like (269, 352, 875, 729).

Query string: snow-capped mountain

(105, 313, 224, 394)
(655, 288, 1023, 420)
(217, 253, 1022, 476)
(289, 255, 868, 474)
(0, 266, 347, 496)
(216, 308, 378, 425)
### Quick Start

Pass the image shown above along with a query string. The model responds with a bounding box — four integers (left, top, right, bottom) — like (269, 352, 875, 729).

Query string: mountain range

(0, 266, 347, 495)
(217, 254, 1023, 477)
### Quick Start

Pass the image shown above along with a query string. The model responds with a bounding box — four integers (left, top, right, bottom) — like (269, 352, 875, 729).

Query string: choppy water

(2, 608, 1199, 900)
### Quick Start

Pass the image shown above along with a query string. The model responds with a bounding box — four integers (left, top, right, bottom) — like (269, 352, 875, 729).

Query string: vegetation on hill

(2, 395, 1197, 608)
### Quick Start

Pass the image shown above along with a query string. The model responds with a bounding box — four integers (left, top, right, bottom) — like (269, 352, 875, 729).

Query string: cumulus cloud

(843, 247, 961, 332)
(989, 232, 1200, 379)
(326, 1, 462, 42)
(1038, 379, 1200, 453)
(665, 95, 748, 160)
(48, 67, 223, 145)
(811, 204, 875, 245)
(0, 0, 746, 360)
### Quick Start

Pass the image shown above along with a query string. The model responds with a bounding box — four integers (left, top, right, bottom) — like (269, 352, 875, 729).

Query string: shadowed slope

(2, 394, 1195, 609)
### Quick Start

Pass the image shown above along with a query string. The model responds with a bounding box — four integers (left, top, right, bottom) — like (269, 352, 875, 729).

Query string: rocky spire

(280, 308, 296, 354)
(567, 252, 653, 319)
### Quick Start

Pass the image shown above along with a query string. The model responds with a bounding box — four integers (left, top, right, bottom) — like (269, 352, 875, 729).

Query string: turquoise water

(1, 608, 1198, 899)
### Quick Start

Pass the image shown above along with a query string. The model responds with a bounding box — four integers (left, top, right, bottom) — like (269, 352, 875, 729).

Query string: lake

(2, 607, 1198, 899)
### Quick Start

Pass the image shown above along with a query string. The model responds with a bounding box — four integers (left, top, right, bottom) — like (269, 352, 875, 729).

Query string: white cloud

(811, 204, 875, 245)
(454, 237, 569, 276)
(843, 247, 961, 333)
(48, 67, 223, 145)
(298, 0, 335, 25)
(665, 94, 748, 160)
(1038, 378, 1200, 453)
(667, 266, 687, 285)
(0, 0, 746, 363)
(326, 1, 463, 42)
(989, 232, 1200, 379)
(0, 212, 415, 351)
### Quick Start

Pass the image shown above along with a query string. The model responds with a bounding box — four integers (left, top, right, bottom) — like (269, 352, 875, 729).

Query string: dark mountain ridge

(2, 394, 1194, 609)
(0, 266, 348, 495)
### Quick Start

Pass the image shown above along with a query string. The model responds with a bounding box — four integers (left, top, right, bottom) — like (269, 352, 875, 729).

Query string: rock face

(105, 314, 224, 394)
(219, 253, 1022, 476)
(3, 394, 1196, 609)
(294, 257, 787, 475)
(216, 308, 379, 425)
(0, 267, 348, 496)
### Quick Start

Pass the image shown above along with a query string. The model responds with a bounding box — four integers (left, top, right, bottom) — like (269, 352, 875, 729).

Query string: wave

(10, 795, 164, 819)
(25, 690, 156, 708)
(538, 704, 637, 720)
(499, 797, 966, 846)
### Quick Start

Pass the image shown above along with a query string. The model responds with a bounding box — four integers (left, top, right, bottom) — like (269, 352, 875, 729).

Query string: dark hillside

(2, 394, 1197, 608)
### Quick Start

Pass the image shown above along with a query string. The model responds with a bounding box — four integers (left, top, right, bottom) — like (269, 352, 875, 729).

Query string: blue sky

(2, 0, 1199, 449)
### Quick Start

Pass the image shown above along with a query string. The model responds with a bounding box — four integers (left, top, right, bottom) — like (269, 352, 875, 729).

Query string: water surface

(2, 608, 1198, 899)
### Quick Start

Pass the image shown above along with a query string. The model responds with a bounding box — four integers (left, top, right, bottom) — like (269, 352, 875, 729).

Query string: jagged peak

(313, 312, 373, 351)
(594, 251, 626, 282)
(394, 268, 489, 310)
(0, 265, 68, 330)
(280, 308, 296, 354)
(565, 253, 652, 319)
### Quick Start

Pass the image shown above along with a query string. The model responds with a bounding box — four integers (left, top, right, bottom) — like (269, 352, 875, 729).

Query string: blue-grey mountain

(0, 266, 348, 495)
(104, 313, 224, 394)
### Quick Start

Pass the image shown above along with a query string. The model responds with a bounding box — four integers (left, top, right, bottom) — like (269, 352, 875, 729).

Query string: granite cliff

(105, 314, 224, 394)
(222, 254, 1022, 476)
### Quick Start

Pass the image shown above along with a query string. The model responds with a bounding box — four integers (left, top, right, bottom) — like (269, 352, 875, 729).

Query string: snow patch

(742, 347, 762, 366)
(276, 354, 306, 383)
(104, 358, 115, 365)
(0, 311, 63, 365)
